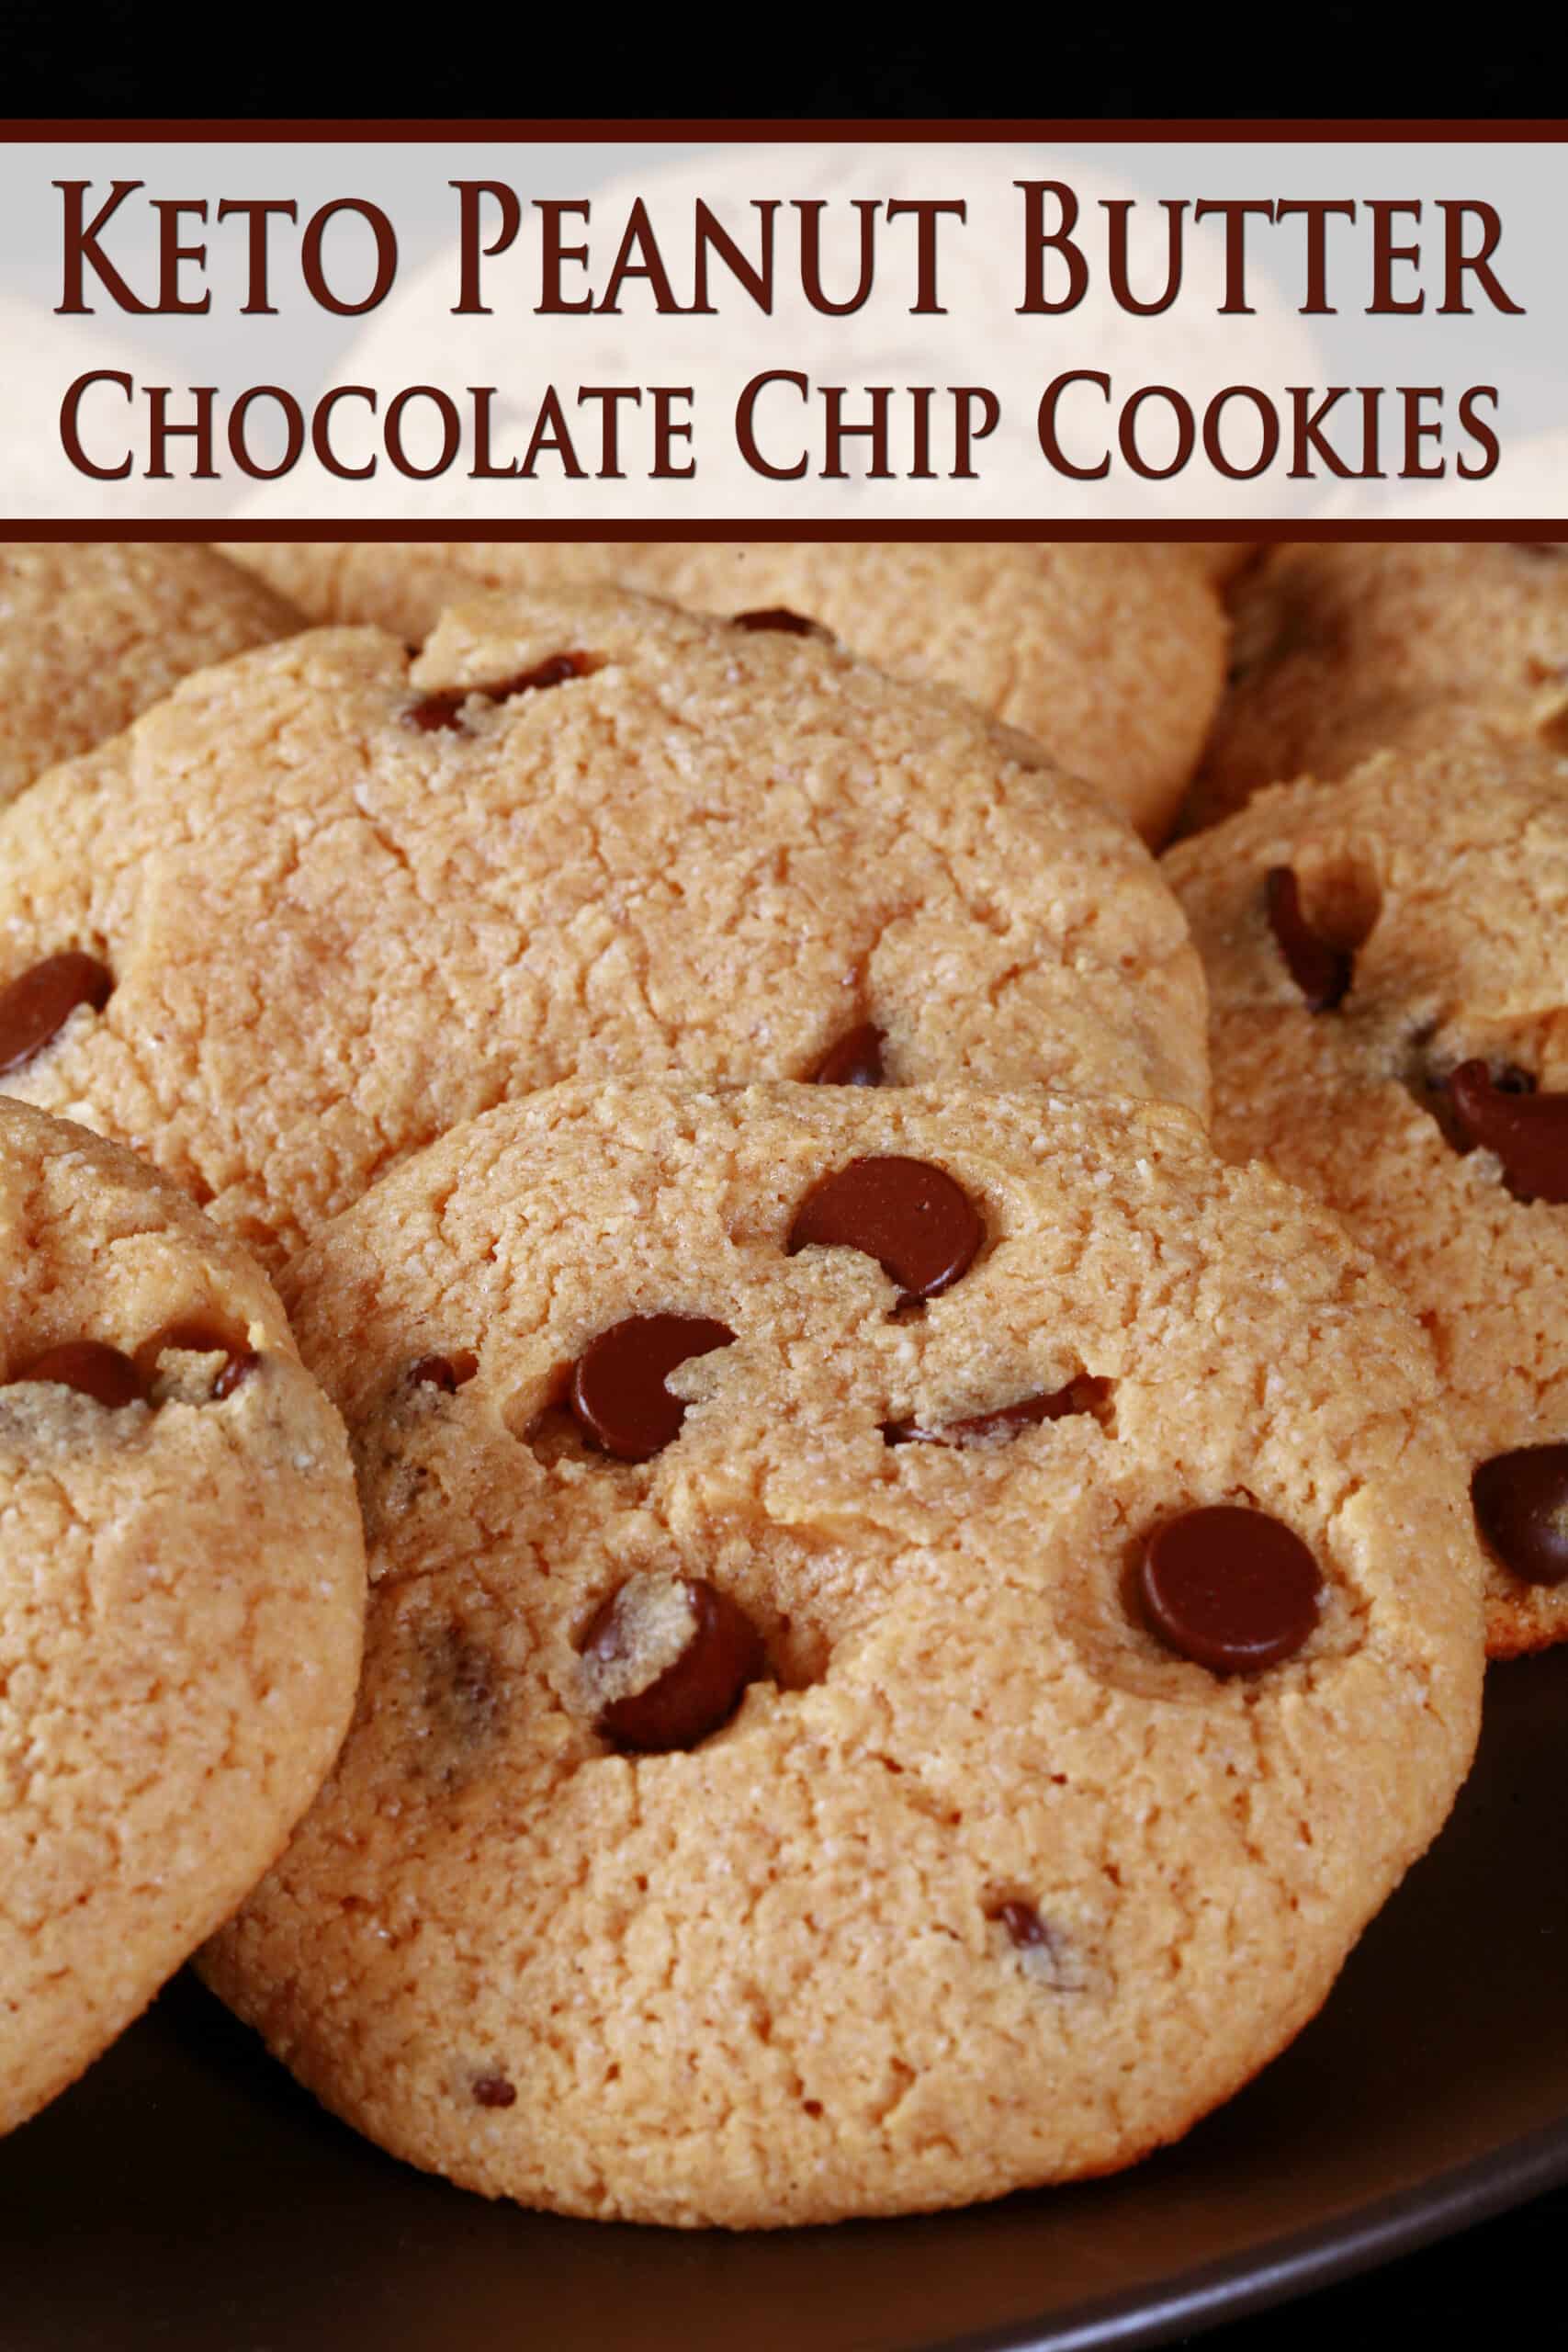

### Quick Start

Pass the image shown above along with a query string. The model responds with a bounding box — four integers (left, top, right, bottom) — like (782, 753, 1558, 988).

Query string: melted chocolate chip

(12, 1340, 146, 1409)
(447, 1637, 500, 1734)
(1472, 1444, 1568, 1585)
(408, 1351, 479, 1394)
(988, 1898, 1051, 1951)
(581, 1572, 765, 1752)
(983, 1896, 1084, 1989)
(733, 606, 823, 636)
(1264, 867, 1352, 1012)
(1448, 1061, 1568, 1204)
(0, 952, 114, 1075)
(212, 1351, 257, 1399)
(811, 1023, 885, 1087)
(569, 1315, 736, 1462)
(884, 1375, 1109, 1449)
(158, 1320, 257, 1400)
(787, 1157, 983, 1303)
(472, 2075, 516, 2109)
(404, 651, 597, 733)
(1139, 1504, 1322, 1674)
(404, 688, 492, 733)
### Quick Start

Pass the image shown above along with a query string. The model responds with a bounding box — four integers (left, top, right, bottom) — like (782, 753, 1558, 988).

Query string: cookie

(0, 1099, 364, 2134)
(1167, 740, 1568, 1656)
(0, 585, 1206, 1272)
(0, 542, 300, 811)
(1186, 541, 1568, 831)
(201, 1080, 1483, 2228)
(219, 541, 1228, 844)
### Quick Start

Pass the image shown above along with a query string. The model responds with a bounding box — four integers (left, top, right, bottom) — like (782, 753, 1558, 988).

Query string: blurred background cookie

(0, 1099, 364, 2135)
(221, 539, 1229, 844)
(0, 586, 1206, 1270)
(0, 542, 300, 810)
(1168, 741, 1568, 1655)
(1185, 542, 1568, 831)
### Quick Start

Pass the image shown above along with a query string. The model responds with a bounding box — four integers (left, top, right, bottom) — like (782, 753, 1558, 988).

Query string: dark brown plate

(3, 1646, 1565, 2352)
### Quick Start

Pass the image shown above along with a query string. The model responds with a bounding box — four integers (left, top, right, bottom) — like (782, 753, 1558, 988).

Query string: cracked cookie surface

(1186, 541, 1568, 831)
(220, 540, 1229, 843)
(0, 586, 1205, 1272)
(1168, 741, 1568, 1654)
(201, 1080, 1482, 2228)
(0, 541, 300, 811)
(0, 1099, 364, 2134)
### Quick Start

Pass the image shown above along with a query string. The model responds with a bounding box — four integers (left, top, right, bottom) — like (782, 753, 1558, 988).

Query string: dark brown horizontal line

(2, 519, 1564, 544)
(4, 118, 1566, 141)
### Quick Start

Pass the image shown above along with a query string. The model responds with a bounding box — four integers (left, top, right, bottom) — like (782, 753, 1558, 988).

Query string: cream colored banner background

(2, 134, 1562, 520)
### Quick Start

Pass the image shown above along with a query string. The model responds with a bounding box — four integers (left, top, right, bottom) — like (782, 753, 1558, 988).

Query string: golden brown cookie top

(0, 585, 1206, 1272)
(0, 1099, 364, 2133)
(1188, 541, 1568, 830)
(203, 1081, 1482, 2228)
(1168, 740, 1568, 1654)
(0, 541, 299, 811)
(220, 539, 1229, 843)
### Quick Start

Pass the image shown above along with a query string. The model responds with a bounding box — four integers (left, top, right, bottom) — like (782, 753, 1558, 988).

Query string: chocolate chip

(404, 651, 597, 732)
(404, 688, 490, 732)
(788, 1157, 983, 1304)
(419, 1624, 505, 1781)
(472, 2075, 516, 2109)
(408, 1351, 479, 1394)
(12, 1340, 146, 1409)
(1138, 1504, 1322, 1674)
(569, 1315, 736, 1462)
(884, 1374, 1109, 1449)
(811, 1023, 885, 1087)
(1448, 1060, 1568, 1204)
(0, 952, 113, 1075)
(733, 606, 823, 636)
(1264, 867, 1352, 1012)
(580, 1571, 765, 1752)
(447, 1637, 500, 1734)
(157, 1320, 256, 1400)
(988, 1898, 1051, 1951)
(983, 1896, 1085, 1990)
(1472, 1444, 1568, 1585)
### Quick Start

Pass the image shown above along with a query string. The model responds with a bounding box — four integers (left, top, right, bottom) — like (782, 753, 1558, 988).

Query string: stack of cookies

(0, 533, 1527, 2232)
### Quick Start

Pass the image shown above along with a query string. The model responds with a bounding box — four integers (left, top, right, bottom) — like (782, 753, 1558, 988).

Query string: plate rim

(935, 2114, 1568, 2352)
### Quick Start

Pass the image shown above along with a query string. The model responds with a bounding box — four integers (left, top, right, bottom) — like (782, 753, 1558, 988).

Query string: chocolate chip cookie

(0, 542, 300, 810)
(1186, 541, 1568, 831)
(220, 541, 1229, 843)
(201, 1081, 1483, 2227)
(0, 1099, 364, 2134)
(0, 586, 1206, 1272)
(1168, 740, 1568, 1655)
